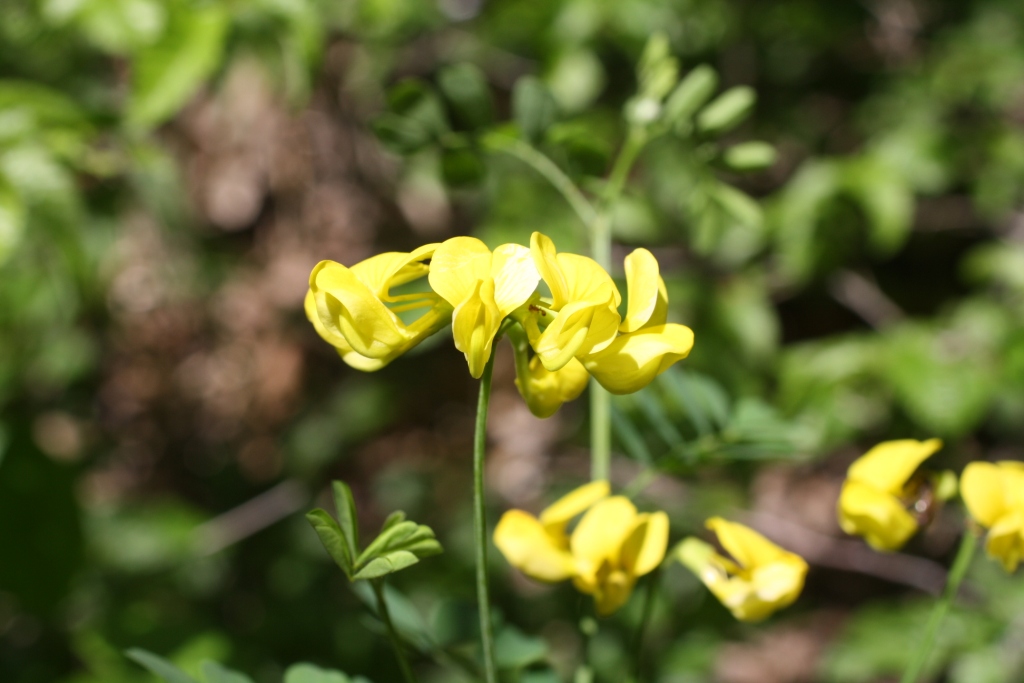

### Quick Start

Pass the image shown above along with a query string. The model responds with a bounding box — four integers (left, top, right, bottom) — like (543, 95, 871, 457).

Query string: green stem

(482, 133, 597, 230)
(589, 127, 648, 483)
(630, 568, 660, 683)
(371, 579, 418, 683)
(474, 351, 499, 683)
(899, 531, 978, 683)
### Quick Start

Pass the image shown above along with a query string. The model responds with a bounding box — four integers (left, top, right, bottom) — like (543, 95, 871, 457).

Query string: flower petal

(351, 250, 432, 299)
(428, 236, 493, 307)
(594, 569, 635, 616)
(621, 511, 669, 577)
(311, 261, 410, 359)
(530, 232, 569, 310)
(620, 248, 663, 333)
(494, 510, 575, 582)
(985, 511, 1024, 573)
(570, 496, 638, 574)
(451, 279, 501, 378)
(837, 479, 919, 551)
(306, 290, 390, 370)
(491, 243, 541, 316)
(706, 518, 788, 570)
(539, 480, 610, 529)
(847, 439, 942, 495)
(961, 461, 1009, 529)
(514, 355, 590, 418)
(583, 324, 694, 394)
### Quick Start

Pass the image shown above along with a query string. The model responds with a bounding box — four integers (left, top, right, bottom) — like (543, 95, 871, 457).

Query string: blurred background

(2, 0, 1024, 681)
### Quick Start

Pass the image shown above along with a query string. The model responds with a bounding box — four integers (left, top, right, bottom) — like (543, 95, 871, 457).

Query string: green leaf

(696, 86, 755, 135)
(513, 76, 557, 143)
(723, 141, 777, 171)
(352, 550, 420, 580)
(331, 481, 360, 563)
(664, 65, 718, 131)
(373, 80, 449, 154)
(127, 4, 229, 130)
(495, 626, 549, 670)
(379, 510, 406, 534)
(125, 649, 199, 683)
(356, 520, 418, 565)
(841, 155, 914, 255)
(200, 661, 253, 683)
(437, 62, 493, 130)
(284, 663, 352, 683)
(636, 32, 678, 101)
(305, 509, 353, 577)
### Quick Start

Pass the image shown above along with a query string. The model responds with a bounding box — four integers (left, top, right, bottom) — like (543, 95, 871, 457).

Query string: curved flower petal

(620, 248, 666, 333)
(305, 290, 389, 371)
(837, 479, 919, 551)
(451, 279, 501, 378)
(679, 522, 808, 623)
(491, 243, 541, 316)
(494, 510, 575, 582)
(310, 261, 411, 359)
(621, 511, 669, 577)
(530, 232, 570, 310)
(583, 324, 695, 394)
(985, 511, 1024, 573)
(962, 461, 1008, 529)
(515, 355, 590, 418)
(540, 480, 610, 530)
(706, 517, 787, 569)
(571, 496, 638, 577)
(350, 247, 436, 299)
(847, 439, 942, 495)
(593, 569, 635, 616)
(427, 236, 493, 307)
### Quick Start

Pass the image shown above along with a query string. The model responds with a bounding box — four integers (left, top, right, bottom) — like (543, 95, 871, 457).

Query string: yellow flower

(581, 248, 694, 394)
(526, 232, 621, 371)
(524, 233, 694, 394)
(494, 482, 669, 615)
(961, 461, 1024, 572)
(428, 236, 540, 378)
(677, 518, 807, 622)
(514, 355, 590, 419)
(837, 438, 943, 551)
(306, 245, 451, 371)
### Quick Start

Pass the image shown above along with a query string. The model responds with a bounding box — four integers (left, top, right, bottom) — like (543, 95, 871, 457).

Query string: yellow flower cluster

(837, 439, 1024, 574)
(305, 232, 695, 416)
(493, 481, 668, 615)
(494, 482, 809, 620)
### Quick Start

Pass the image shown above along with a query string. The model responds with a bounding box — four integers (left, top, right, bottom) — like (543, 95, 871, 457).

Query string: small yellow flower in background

(306, 245, 451, 371)
(494, 481, 669, 615)
(428, 236, 540, 378)
(677, 518, 808, 623)
(961, 461, 1024, 572)
(514, 355, 590, 419)
(837, 438, 943, 551)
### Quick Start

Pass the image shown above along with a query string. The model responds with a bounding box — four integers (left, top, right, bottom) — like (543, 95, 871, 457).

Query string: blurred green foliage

(2, 0, 1024, 681)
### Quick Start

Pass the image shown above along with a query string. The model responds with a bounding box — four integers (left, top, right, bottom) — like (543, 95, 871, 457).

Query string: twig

(194, 479, 307, 555)
(744, 511, 948, 595)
